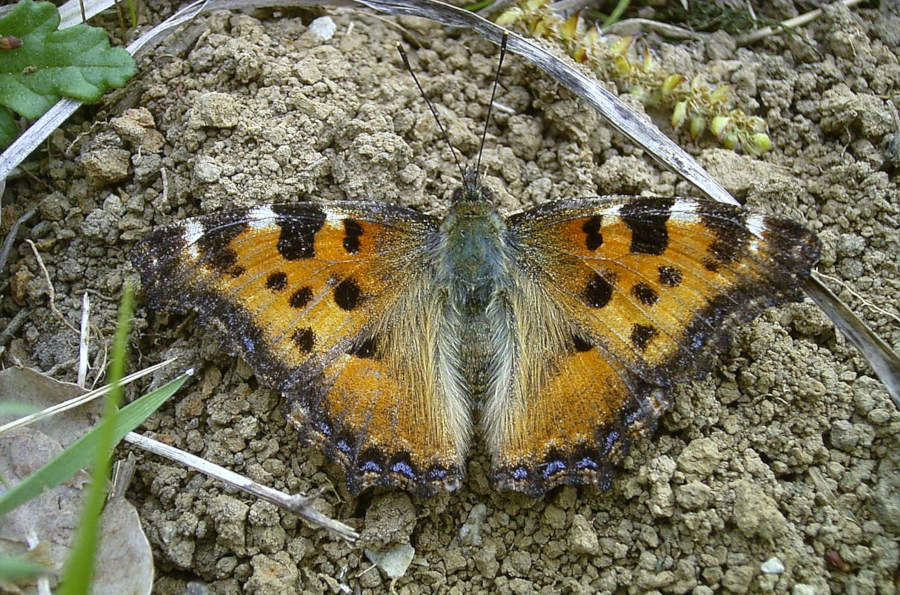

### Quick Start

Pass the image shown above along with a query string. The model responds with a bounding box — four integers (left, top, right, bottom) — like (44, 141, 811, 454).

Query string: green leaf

(0, 0, 136, 121)
(0, 368, 190, 518)
(0, 555, 51, 581)
(0, 107, 18, 146)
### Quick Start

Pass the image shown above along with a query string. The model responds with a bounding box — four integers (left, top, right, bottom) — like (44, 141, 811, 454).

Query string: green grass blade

(602, 0, 631, 29)
(0, 368, 191, 517)
(0, 555, 51, 580)
(56, 286, 133, 594)
(0, 401, 40, 419)
(463, 1, 493, 11)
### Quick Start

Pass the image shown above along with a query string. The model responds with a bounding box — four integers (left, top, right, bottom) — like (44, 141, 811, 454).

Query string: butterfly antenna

(397, 44, 465, 182)
(475, 31, 509, 180)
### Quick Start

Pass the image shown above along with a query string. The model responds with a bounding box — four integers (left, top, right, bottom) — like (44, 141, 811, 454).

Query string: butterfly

(131, 166, 820, 497)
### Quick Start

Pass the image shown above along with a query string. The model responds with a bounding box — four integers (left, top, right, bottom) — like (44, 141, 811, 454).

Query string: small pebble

(365, 544, 415, 579)
(308, 16, 336, 41)
(760, 556, 785, 574)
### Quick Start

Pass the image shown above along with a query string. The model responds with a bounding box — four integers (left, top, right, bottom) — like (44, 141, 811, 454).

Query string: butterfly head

(452, 167, 494, 204)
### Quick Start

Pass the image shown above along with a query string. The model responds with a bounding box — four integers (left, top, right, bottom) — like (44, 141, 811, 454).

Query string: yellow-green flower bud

(749, 132, 772, 153)
(662, 74, 685, 96)
(689, 116, 706, 139)
(710, 115, 731, 137)
(672, 101, 688, 128)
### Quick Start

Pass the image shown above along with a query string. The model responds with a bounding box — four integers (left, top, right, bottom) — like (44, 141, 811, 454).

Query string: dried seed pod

(0, 36, 22, 50)
(825, 551, 851, 572)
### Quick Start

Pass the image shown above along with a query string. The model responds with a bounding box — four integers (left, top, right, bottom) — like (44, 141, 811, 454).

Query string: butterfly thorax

(439, 195, 507, 315)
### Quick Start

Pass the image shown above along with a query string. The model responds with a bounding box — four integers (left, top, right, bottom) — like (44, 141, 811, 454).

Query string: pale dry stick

(90, 339, 109, 390)
(161, 166, 169, 204)
(602, 18, 705, 40)
(25, 240, 79, 335)
(0, 309, 29, 349)
(0, 208, 36, 273)
(110, 453, 137, 499)
(78, 292, 91, 388)
(0, 357, 178, 436)
(24, 529, 51, 595)
(123, 431, 360, 542)
(814, 271, 900, 326)
(737, 0, 864, 46)
(44, 359, 78, 378)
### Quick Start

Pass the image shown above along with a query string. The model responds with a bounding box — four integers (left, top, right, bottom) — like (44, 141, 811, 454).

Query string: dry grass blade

(0, 357, 178, 436)
(737, 0, 864, 46)
(124, 431, 359, 542)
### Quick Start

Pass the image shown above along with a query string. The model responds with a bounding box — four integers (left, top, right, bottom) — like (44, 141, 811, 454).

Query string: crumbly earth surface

(1, 2, 897, 593)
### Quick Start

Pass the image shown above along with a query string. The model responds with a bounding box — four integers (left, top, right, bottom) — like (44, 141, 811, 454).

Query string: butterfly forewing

(132, 202, 471, 496)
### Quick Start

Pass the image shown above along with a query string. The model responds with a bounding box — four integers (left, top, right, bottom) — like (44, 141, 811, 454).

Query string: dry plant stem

(0, 308, 29, 350)
(0, 208, 36, 272)
(78, 292, 91, 388)
(807, 272, 900, 408)
(110, 453, 137, 499)
(737, 0, 864, 45)
(0, 357, 178, 436)
(815, 272, 900, 325)
(123, 431, 360, 542)
(26, 527, 51, 595)
(26, 239, 79, 334)
(602, 18, 704, 40)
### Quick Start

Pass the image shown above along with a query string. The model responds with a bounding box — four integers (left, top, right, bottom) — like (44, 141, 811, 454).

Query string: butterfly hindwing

(486, 196, 821, 494)
(131, 202, 470, 496)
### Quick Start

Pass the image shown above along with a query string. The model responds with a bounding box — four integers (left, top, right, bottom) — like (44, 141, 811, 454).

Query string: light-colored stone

(760, 557, 785, 574)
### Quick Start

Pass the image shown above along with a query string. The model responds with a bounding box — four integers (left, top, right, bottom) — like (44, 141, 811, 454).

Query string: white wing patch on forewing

(746, 213, 766, 253)
(248, 205, 278, 229)
(183, 221, 203, 259)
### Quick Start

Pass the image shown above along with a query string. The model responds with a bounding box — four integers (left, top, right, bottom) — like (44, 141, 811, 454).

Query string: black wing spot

(620, 197, 673, 255)
(343, 219, 363, 254)
(274, 204, 326, 260)
(658, 265, 682, 287)
(572, 333, 593, 352)
(292, 327, 315, 352)
(701, 204, 750, 271)
(266, 271, 288, 291)
(581, 215, 603, 251)
(289, 286, 313, 309)
(228, 265, 245, 278)
(348, 336, 378, 359)
(208, 248, 238, 272)
(583, 273, 614, 308)
(334, 278, 362, 311)
(631, 282, 659, 306)
(197, 214, 248, 271)
(631, 324, 658, 351)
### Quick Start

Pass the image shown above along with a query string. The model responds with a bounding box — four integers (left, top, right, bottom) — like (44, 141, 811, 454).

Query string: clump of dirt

(1, 2, 897, 593)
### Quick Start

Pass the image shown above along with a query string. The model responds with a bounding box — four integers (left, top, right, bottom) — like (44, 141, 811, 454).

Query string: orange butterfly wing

(487, 197, 820, 494)
(132, 203, 469, 496)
